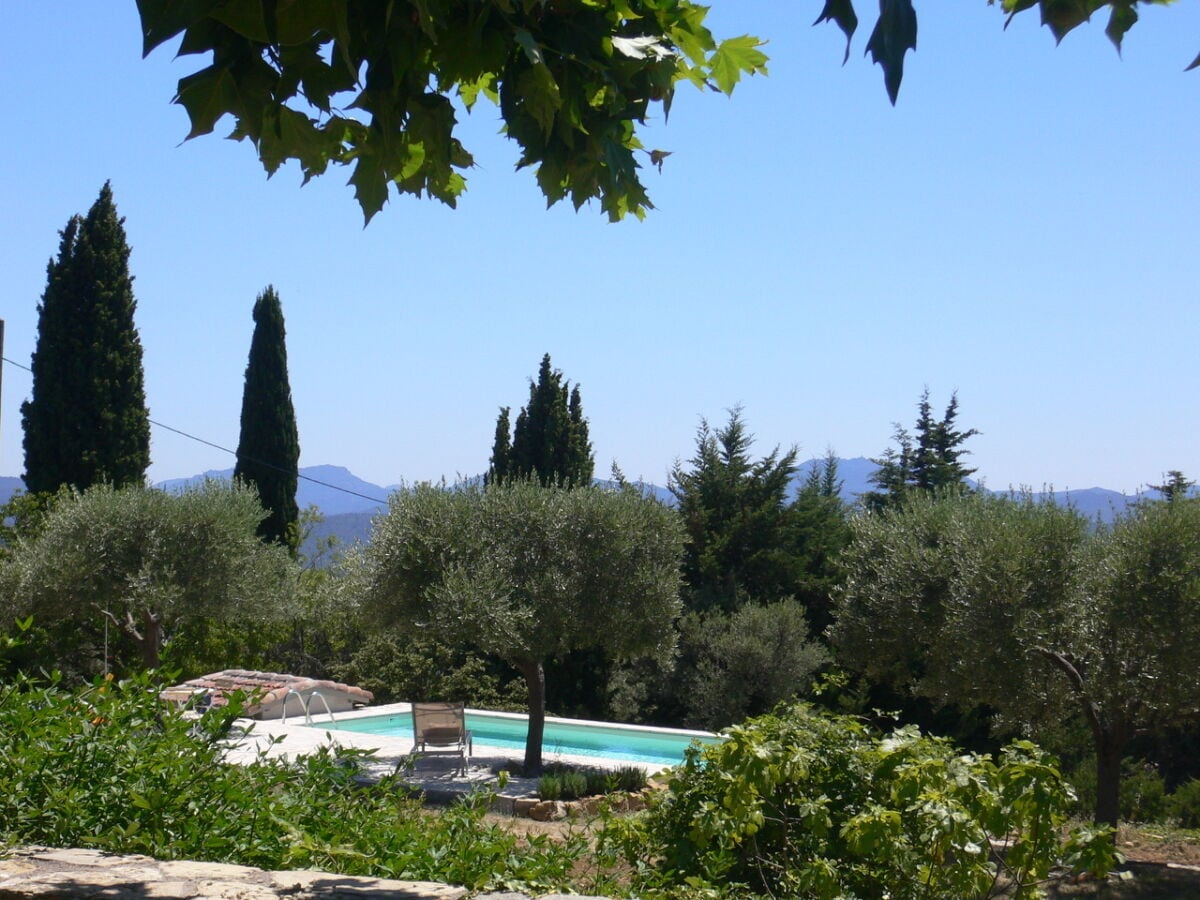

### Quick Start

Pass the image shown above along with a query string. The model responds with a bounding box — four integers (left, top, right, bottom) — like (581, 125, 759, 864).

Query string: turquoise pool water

(311, 711, 720, 767)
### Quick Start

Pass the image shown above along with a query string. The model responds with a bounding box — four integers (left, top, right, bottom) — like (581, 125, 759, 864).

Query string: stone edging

(0, 847, 618, 900)
(490, 790, 652, 822)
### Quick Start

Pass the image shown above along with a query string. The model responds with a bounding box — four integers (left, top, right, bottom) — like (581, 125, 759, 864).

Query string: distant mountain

(1027, 487, 1138, 523)
(0, 462, 1184, 560)
(792, 456, 880, 502)
(0, 476, 23, 507)
(791, 457, 1154, 521)
(301, 510, 379, 562)
(158, 464, 392, 516)
(293, 465, 392, 516)
(156, 468, 237, 494)
(157, 465, 392, 560)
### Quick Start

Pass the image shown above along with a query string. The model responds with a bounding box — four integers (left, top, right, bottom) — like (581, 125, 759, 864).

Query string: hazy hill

(158, 464, 392, 516)
(0, 476, 23, 506)
(0, 462, 1179, 562)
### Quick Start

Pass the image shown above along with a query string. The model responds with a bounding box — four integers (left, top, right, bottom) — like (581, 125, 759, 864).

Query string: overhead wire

(0, 355, 389, 506)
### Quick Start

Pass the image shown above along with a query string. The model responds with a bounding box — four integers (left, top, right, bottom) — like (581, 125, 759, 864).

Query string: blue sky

(1, 3, 1197, 494)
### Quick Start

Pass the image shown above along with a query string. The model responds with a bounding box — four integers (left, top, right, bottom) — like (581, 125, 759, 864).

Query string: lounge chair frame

(409, 701, 473, 775)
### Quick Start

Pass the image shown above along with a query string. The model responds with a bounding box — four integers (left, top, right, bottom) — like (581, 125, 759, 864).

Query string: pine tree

(669, 408, 800, 614)
(233, 286, 300, 553)
(21, 182, 150, 494)
(790, 450, 851, 635)
(1150, 470, 1194, 504)
(864, 389, 979, 512)
(919, 390, 979, 490)
(490, 354, 593, 486)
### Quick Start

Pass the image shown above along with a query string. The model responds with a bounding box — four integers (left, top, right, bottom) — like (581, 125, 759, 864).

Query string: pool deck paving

(221, 702, 684, 806)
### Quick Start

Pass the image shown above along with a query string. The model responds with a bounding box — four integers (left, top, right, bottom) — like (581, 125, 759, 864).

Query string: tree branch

(1036, 646, 1105, 741)
(93, 604, 143, 643)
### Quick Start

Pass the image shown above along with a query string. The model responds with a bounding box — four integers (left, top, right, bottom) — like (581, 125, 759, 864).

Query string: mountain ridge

(0, 462, 1175, 560)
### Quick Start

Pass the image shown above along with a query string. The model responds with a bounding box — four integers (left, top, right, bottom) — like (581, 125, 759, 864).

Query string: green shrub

(538, 774, 562, 800)
(585, 769, 616, 795)
(1168, 779, 1200, 829)
(537, 765, 643, 801)
(560, 772, 588, 800)
(0, 672, 585, 892)
(1068, 757, 1170, 824)
(615, 765, 647, 793)
(1121, 762, 1169, 823)
(603, 703, 1117, 899)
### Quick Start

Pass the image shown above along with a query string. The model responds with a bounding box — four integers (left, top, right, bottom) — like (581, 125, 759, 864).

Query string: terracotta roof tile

(161, 669, 373, 714)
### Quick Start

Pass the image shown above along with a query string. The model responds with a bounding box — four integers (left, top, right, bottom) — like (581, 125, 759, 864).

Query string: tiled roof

(160, 668, 373, 712)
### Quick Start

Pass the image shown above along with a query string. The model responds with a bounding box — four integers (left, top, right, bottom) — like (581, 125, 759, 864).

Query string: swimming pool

(311, 709, 721, 767)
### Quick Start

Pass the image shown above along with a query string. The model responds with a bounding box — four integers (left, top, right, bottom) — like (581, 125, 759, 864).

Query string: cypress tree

(21, 182, 150, 494)
(491, 353, 593, 486)
(489, 354, 597, 717)
(488, 406, 513, 483)
(233, 286, 300, 553)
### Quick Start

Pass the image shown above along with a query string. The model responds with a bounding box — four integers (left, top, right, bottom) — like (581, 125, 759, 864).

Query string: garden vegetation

(0, 670, 1118, 898)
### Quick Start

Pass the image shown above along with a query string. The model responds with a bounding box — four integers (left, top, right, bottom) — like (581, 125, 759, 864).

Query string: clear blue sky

(2, 3, 1197, 494)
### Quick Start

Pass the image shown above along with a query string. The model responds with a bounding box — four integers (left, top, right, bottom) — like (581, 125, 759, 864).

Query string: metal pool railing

(280, 689, 336, 725)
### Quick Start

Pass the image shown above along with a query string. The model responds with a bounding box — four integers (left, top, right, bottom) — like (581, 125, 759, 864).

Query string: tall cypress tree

(486, 407, 513, 484)
(490, 353, 593, 486)
(233, 286, 300, 553)
(488, 354, 598, 717)
(21, 182, 150, 494)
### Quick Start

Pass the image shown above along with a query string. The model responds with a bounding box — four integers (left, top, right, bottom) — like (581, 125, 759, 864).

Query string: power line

(1, 355, 389, 506)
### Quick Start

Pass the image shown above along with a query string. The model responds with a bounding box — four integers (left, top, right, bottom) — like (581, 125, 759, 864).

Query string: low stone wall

(490, 788, 652, 822)
(0, 848, 614, 900)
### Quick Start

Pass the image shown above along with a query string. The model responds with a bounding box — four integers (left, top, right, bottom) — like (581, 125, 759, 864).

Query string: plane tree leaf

(1105, 2, 1138, 55)
(209, 1, 270, 42)
(516, 64, 563, 138)
(175, 64, 239, 139)
(348, 151, 389, 226)
(818, 1, 1191, 105)
(139, 0, 1195, 220)
(710, 36, 770, 95)
(136, 0, 210, 55)
(1039, 0, 1100, 44)
(865, 0, 918, 106)
(813, 0, 859, 64)
(137, 0, 768, 222)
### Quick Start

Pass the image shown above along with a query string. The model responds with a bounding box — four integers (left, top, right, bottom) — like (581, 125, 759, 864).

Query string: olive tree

(832, 491, 1200, 827)
(355, 480, 684, 772)
(680, 599, 829, 730)
(0, 481, 297, 673)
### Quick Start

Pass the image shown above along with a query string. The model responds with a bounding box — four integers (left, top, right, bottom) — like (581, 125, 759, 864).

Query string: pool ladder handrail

(280, 688, 336, 725)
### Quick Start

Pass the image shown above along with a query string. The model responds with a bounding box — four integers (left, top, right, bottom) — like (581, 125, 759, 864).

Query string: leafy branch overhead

(136, 2, 1187, 221)
(135, 0, 767, 223)
(816, 0, 1188, 105)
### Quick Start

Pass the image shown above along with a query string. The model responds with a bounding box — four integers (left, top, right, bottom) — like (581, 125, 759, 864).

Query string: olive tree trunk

(517, 659, 546, 775)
